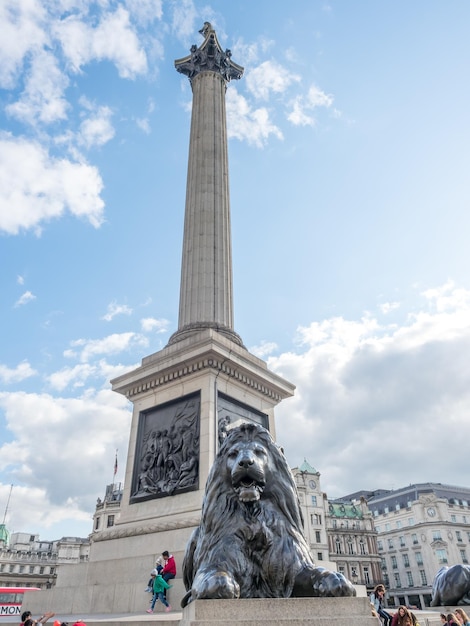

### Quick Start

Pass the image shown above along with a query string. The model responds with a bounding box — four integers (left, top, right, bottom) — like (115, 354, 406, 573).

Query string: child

(146, 573, 171, 613)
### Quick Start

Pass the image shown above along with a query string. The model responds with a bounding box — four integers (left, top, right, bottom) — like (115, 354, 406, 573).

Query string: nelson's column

(33, 24, 295, 614)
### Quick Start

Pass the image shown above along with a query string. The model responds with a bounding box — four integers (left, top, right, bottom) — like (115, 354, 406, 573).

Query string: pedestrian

(447, 614, 460, 626)
(161, 550, 176, 598)
(21, 612, 55, 626)
(455, 609, 470, 626)
(146, 573, 171, 613)
(370, 584, 392, 626)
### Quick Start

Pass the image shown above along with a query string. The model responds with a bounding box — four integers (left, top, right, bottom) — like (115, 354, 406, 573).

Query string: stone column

(170, 23, 244, 346)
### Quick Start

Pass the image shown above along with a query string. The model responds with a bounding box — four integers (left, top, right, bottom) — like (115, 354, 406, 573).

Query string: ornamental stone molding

(174, 22, 244, 85)
(91, 515, 201, 542)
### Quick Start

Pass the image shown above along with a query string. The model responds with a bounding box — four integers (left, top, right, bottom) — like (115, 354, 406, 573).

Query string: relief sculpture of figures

(181, 422, 356, 606)
(132, 397, 200, 500)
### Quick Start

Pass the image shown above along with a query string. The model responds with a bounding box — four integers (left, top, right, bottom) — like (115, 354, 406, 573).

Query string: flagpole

(113, 449, 118, 489)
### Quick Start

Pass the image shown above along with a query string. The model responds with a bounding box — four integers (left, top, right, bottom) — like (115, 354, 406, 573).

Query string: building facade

(292, 460, 382, 592)
(342, 483, 470, 609)
(0, 531, 89, 589)
(92, 483, 123, 536)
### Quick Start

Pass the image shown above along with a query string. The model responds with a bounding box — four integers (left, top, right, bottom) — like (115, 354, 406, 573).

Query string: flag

(113, 451, 118, 477)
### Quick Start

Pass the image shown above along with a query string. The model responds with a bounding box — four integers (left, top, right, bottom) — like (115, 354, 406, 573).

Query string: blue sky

(1, 0, 470, 540)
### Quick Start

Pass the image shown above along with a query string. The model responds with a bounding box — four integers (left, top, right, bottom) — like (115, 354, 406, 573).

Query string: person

(370, 584, 392, 626)
(155, 556, 164, 574)
(455, 609, 470, 626)
(447, 614, 460, 626)
(145, 569, 157, 593)
(441, 616, 448, 625)
(161, 550, 176, 598)
(21, 612, 55, 626)
(146, 573, 171, 613)
(391, 606, 412, 626)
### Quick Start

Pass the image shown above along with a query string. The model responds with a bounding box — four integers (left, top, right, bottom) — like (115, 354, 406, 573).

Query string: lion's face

(225, 438, 269, 502)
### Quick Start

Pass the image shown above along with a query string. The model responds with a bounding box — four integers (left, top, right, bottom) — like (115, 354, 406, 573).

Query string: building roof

(339, 482, 470, 514)
(298, 459, 319, 474)
(328, 502, 364, 519)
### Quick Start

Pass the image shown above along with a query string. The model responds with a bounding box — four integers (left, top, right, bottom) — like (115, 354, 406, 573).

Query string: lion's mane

(182, 422, 316, 601)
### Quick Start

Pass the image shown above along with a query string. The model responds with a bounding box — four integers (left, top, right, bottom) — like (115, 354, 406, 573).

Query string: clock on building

(309, 480, 317, 489)
(427, 507, 436, 517)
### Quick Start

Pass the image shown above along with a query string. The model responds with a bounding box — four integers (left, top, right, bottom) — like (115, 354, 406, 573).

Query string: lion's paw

(311, 567, 356, 597)
(191, 568, 240, 601)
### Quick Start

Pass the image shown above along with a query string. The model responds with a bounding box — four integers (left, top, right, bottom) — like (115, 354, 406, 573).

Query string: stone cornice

(111, 329, 295, 403)
(91, 516, 201, 542)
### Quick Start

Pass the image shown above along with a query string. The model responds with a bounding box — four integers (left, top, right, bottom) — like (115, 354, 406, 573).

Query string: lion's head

(183, 423, 314, 600)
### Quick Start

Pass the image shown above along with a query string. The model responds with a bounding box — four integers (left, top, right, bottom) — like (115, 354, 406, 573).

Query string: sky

(1, 0, 470, 540)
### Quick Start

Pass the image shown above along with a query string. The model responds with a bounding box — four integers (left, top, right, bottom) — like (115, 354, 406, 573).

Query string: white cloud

(0, 134, 104, 235)
(379, 301, 400, 314)
(6, 49, 69, 126)
(136, 117, 151, 134)
(0, 361, 37, 384)
(0, 388, 131, 525)
(125, 0, 163, 24)
(0, 0, 47, 89)
(65, 332, 148, 363)
(226, 88, 283, 148)
(170, 0, 198, 43)
(14, 291, 36, 307)
(54, 6, 147, 79)
(101, 301, 133, 322)
(287, 84, 334, 127)
(246, 60, 300, 100)
(47, 363, 96, 391)
(249, 340, 278, 359)
(17, 275, 25, 285)
(78, 102, 115, 148)
(270, 283, 470, 497)
(140, 317, 170, 333)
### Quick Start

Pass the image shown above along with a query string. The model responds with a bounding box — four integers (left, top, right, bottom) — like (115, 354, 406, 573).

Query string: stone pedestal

(179, 597, 378, 626)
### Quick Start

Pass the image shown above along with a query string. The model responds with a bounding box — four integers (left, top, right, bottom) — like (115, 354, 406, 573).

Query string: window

(436, 548, 448, 564)
(407, 500, 412, 508)
(467, 532, 470, 542)
(347, 538, 354, 555)
(408, 517, 414, 526)
(107, 515, 115, 528)
(39, 567, 44, 574)
(311, 495, 317, 506)
(95, 517, 100, 530)
(451, 514, 457, 523)
(50, 567, 55, 575)
(432, 530, 442, 541)
(317, 552, 323, 561)
(335, 538, 342, 554)
(19, 566, 24, 573)
(460, 550, 468, 564)
(384, 507, 389, 514)
(388, 539, 394, 549)
(391, 556, 398, 569)
(399, 535, 405, 547)
(29, 566, 34, 573)
(381, 558, 387, 570)
(420, 570, 427, 585)
(396, 520, 402, 529)
(394, 573, 401, 588)
(464, 516, 468, 524)
(403, 554, 410, 567)
(314, 513, 322, 525)
(375, 525, 381, 533)
(456, 531, 462, 542)
(407, 571, 414, 587)
(359, 539, 366, 555)
(332, 519, 337, 529)
(363, 566, 371, 585)
(396, 503, 401, 511)
(9, 565, 14, 572)
(412, 533, 418, 545)
(385, 523, 391, 531)
(415, 552, 423, 566)
(378, 540, 383, 550)
(315, 530, 321, 543)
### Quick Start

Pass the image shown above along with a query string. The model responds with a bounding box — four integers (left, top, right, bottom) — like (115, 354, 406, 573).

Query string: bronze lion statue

(181, 422, 356, 606)
(431, 565, 470, 606)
